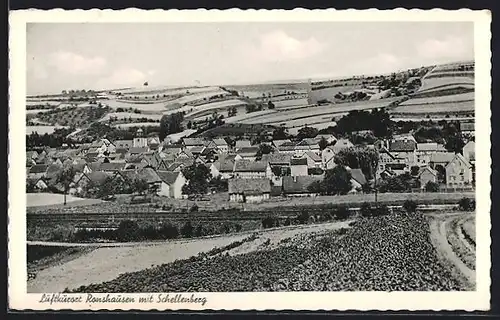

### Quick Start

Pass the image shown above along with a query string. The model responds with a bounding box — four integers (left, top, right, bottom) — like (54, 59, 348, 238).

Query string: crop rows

(445, 218, 475, 270)
(69, 213, 463, 292)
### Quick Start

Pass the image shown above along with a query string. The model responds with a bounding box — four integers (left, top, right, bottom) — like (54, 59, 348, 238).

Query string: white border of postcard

(9, 9, 491, 311)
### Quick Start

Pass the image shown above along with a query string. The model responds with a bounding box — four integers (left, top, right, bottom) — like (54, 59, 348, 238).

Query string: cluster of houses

(26, 127, 475, 204)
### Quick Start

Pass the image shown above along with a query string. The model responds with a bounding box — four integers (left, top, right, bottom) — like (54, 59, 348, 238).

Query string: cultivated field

(238, 98, 401, 126)
(64, 212, 472, 292)
(99, 112, 163, 122)
(399, 92, 474, 106)
(391, 100, 474, 115)
(27, 221, 351, 293)
(113, 122, 161, 129)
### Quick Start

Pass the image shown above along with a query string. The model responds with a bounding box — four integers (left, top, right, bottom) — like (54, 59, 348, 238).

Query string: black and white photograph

(8, 9, 491, 311)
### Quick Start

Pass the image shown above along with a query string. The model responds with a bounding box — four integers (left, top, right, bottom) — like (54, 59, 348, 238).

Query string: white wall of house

(446, 157, 472, 187)
(291, 164, 308, 177)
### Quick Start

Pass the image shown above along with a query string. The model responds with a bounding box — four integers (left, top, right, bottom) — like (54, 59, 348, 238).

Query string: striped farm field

(99, 112, 163, 122)
(399, 92, 474, 106)
(26, 109, 54, 115)
(419, 76, 474, 92)
(273, 98, 309, 108)
(104, 99, 170, 113)
(185, 99, 248, 119)
(113, 122, 160, 129)
(165, 89, 231, 106)
(391, 100, 474, 114)
(239, 98, 401, 125)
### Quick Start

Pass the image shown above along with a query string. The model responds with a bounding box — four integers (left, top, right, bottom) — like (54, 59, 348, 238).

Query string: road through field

(27, 221, 351, 293)
(428, 212, 475, 290)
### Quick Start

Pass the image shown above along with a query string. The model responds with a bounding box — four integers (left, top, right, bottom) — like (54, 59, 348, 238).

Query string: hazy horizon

(27, 22, 474, 95)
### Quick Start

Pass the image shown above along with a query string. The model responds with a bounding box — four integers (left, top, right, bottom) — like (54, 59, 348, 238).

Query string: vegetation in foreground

(68, 212, 464, 292)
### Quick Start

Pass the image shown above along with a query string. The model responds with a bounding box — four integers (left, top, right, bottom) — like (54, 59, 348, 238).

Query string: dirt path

(428, 213, 475, 289)
(28, 221, 351, 293)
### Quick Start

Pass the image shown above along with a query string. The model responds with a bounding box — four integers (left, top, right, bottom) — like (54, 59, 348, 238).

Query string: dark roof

(283, 176, 323, 194)
(99, 162, 127, 171)
(189, 146, 205, 154)
(237, 146, 260, 156)
(228, 178, 271, 194)
(389, 140, 416, 152)
(124, 167, 162, 184)
(418, 166, 437, 177)
(129, 147, 148, 154)
(115, 148, 129, 154)
(157, 171, 181, 185)
(261, 153, 291, 165)
(28, 164, 49, 174)
(350, 168, 367, 185)
(234, 160, 268, 172)
(305, 152, 322, 162)
(84, 171, 112, 185)
(290, 157, 308, 166)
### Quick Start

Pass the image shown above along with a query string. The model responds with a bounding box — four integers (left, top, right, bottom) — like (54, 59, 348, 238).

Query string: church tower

(133, 128, 148, 148)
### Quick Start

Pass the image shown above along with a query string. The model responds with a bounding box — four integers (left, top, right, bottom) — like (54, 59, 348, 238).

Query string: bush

(181, 221, 194, 238)
(360, 202, 372, 217)
(334, 205, 350, 220)
(296, 211, 310, 224)
(425, 181, 440, 192)
(458, 198, 475, 211)
(189, 204, 199, 213)
(403, 200, 418, 213)
(262, 216, 279, 229)
(115, 220, 141, 242)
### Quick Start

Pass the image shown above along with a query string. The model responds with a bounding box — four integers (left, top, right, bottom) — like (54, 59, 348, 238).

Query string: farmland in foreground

(66, 212, 472, 292)
(27, 221, 349, 293)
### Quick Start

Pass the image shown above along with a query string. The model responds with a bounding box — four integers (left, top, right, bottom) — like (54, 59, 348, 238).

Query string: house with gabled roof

(27, 164, 49, 180)
(233, 160, 270, 179)
(99, 162, 127, 173)
(418, 166, 438, 188)
(212, 138, 229, 153)
(331, 138, 354, 154)
(277, 141, 297, 155)
(272, 139, 293, 149)
(304, 152, 322, 168)
(416, 142, 447, 165)
(236, 146, 260, 161)
(321, 146, 337, 170)
(282, 175, 323, 197)
(235, 139, 252, 150)
(228, 178, 271, 203)
(445, 153, 473, 187)
(290, 157, 308, 176)
(389, 138, 417, 166)
(378, 147, 407, 175)
(183, 138, 206, 151)
(157, 171, 186, 199)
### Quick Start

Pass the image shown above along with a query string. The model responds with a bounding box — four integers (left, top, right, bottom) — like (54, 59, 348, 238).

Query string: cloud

(96, 68, 147, 89)
(48, 51, 107, 75)
(416, 36, 473, 61)
(245, 30, 325, 63)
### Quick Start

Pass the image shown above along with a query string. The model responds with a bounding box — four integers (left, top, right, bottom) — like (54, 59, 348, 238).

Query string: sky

(26, 22, 474, 95)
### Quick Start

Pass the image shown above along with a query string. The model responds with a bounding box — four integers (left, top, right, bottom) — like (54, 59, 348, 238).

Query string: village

(26, 122, 476, 206)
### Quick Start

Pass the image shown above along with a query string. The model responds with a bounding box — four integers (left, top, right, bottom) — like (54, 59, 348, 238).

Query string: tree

(425, 181, 440, 192)
(272, 127, 288, 140)
(181, 163, 211, 197)
(403, 200, 418, 213)
(56, 166, 77, 205)
(159, 112, 184, 141)
(268, 101, 275, 109)
(334, 147, 379, 180)
(256, 143, 273, 158)
(132, 178, 149, 196)
(297, 127, 318, 140)
(322, 166, 353, 195)
(181, 221, 194, 238)
(410, 166, 420, 176)
(445, 134, 465, 154)
(318, 137, 329, 150)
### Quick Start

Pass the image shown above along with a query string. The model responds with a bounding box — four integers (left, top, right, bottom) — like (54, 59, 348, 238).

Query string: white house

(331, 138, 354, 154)
(463, 141, 475, 163)
(157, 171, 186, 199)
(304, 152, 322, 168)
(290, 157, 308, 176)
(212, 138, 230, 153)
(322, 146, 337, 170)
(445, 153, 473, 187)
(416, 142, 447, 165)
